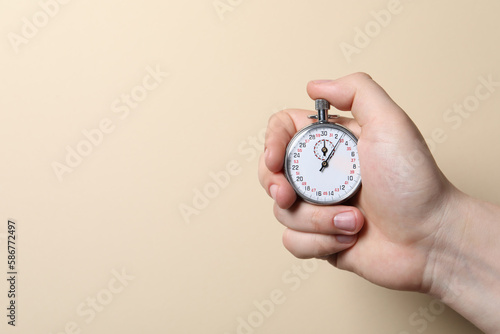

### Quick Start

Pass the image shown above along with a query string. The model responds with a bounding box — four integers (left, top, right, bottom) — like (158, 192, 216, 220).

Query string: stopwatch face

(284, 123, 361, 205)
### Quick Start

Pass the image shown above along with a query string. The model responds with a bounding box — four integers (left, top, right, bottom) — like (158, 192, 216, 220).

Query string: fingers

(259, 109, 314, 209)
(264, 109, 313, 173)
(277, 202, 364, 259)
(283, 228, 358, 259)
(274, 201, 364, 235)
(306, 73, 408, 129)
(258, 153, 297, 209)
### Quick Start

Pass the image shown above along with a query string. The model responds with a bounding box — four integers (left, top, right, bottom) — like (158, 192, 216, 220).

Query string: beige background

(1, 0, 498, 333)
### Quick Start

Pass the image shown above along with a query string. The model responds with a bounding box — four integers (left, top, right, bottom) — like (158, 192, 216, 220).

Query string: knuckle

(281, 229, 296, 253)
(313, 234, 340, 258)
(352, 72, 373, 81)
(273, 203, 285, 223)
(267, 110, 293, 135)
(266, 111, 281, 130)
(257, 154, 268, 185)
(312, 234, 331, 256)
(309, 207, 327, 233)
(282, 229, 309, 259)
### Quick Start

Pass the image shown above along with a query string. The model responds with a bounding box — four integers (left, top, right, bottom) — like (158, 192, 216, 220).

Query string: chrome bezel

(284, 122, 361, 205)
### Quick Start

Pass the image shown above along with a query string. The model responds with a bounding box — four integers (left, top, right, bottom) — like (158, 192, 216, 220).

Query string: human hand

(258, 73, 460, 293)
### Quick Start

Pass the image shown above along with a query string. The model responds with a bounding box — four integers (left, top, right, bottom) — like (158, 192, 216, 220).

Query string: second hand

(320, 133, 344, 172)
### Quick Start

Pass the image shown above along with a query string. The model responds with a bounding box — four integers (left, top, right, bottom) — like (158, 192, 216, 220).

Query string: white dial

(284, 123, 361, 205)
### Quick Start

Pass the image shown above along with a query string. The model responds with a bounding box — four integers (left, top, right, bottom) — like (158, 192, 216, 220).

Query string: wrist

(424, 186, 469, 298)
(425, 187, 500, 332)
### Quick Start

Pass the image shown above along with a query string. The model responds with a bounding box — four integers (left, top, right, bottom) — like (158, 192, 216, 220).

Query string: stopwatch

(284, 99, 361, 205)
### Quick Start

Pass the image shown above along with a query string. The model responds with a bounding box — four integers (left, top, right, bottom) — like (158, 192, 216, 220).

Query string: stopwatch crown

(309, 99, 338, 121)
(313, 99, 331, 123)
(315, 99, 330, 111)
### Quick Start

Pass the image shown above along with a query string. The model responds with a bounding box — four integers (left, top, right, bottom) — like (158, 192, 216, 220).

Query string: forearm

(428, 190, 500, 333)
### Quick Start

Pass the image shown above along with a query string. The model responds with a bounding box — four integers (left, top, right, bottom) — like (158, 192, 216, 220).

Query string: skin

(258, 73, 500, 333)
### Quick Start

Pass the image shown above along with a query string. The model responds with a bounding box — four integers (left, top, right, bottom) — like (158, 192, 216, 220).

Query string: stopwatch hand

(320, 134, 344, 172)
(319, 150, 334, 172)
(333, 133, 345, 152)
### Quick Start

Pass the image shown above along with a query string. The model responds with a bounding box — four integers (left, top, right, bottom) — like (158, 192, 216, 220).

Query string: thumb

(306, 73, 408, 129)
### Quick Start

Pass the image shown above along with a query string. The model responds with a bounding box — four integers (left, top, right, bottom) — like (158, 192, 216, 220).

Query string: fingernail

(312, 80, 333, 84)
(269, 185, 278, 200)
(334, 211, 356, 232)
(336, 234, 356, 244)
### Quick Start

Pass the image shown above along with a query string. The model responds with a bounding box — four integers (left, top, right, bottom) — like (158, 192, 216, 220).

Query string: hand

(320, 133, 343, 172)
(258, 73, 459, 292)
(259, 73, 500, 332)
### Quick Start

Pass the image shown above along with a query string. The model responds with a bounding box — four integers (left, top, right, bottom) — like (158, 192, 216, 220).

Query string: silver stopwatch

(284, 99, 361, 205)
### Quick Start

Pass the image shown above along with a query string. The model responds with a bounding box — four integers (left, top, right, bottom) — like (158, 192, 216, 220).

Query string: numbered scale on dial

(284, 99, 361, 205)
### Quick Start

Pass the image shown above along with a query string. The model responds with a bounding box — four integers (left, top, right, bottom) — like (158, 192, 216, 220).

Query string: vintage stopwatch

(284, 99, 361, 205)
